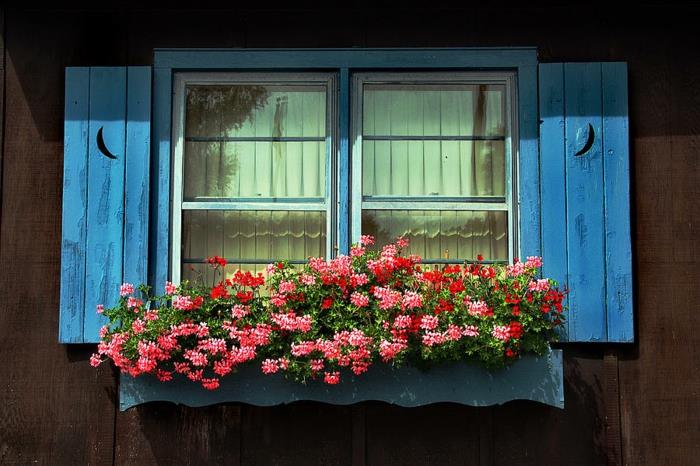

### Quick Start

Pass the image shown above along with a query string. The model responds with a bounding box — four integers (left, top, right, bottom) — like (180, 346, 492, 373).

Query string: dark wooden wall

(0, 4, 698, 465)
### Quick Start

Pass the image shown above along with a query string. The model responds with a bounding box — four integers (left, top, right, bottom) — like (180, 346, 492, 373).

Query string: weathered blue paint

(123, 67, 151, 289)
(120, 349, 564, 410)
(150, 67, 172, 292)
(84, 67, 127, 342)
(154, 48, 538, 70)
(153, 48, 539, 264)
(538, 62, 633, 343)
(338, 68, 350, 254)
(59, 68, 90, 343)
(602, 63, 634, 342)
(517, 63, 541, 259)
(539, 63, 569, 340)
(60, 66, 153, 343)
(564, 63, 607, 342)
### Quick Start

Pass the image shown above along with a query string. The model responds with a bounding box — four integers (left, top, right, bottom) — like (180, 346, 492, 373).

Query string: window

(171, 70, 517, 282)
(58, 51, 633, 346)
(171, 73, 337, 283)
(353, 72, 517, 265)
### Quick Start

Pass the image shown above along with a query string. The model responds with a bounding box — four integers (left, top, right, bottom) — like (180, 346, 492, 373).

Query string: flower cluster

(91, 236, 565, 389)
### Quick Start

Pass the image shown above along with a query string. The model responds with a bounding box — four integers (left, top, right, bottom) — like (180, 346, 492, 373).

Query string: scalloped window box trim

(119, 349, 563, 410)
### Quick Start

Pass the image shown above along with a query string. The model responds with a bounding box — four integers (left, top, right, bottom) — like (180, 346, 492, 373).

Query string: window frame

(351, 71, 519, 264)
(152, 48, 539, 288)
(170, 71, 338, 283)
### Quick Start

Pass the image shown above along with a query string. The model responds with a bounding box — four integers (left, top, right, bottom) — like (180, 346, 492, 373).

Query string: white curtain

(361, 85, 508, 262)
(182, 85, 327, 282)
(179, 83, 509, 283)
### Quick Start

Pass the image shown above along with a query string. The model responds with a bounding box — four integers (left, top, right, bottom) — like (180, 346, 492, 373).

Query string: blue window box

(119, 349, 563, 410)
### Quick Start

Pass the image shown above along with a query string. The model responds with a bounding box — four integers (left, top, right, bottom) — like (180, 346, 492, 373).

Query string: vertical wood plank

(151, 66, 172, 291)
(602, 62, 634, 342)
(84, 66, 126, 342)
(351, 405, 366, 466)
(123, 66, 151, 288)
(604, 351, 623, 466)
(59, 67, 89, 343)
(517, 63, 541, 259)
(564, 63, 606, 342)
(538, 63, 569, 339)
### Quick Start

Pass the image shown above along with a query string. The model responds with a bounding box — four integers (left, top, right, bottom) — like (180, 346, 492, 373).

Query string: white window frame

(170, 72, 338, 283)
(351, 71, 519, 263)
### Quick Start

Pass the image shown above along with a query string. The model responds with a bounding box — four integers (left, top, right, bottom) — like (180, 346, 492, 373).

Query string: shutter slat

(564, 63, 607, 342)
(539, 62, 633, 343)
(124, 67, 151, 288)
(84, 67, 127, 342)
(539, 63, 569, 338)
(59, 68, 90, 343)
(602, 63, 634, 342)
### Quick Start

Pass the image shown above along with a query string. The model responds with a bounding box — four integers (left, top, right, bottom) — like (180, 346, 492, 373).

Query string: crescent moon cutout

(574, 123, 595, 157)
(96, 127, 118, 160)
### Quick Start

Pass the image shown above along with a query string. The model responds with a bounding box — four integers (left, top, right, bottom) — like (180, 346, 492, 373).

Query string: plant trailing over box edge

(91, 236, 566, 390)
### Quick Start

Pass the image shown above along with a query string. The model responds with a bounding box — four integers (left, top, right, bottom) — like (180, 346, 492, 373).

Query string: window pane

(362, 141, 505, 197)
(362, 210, 507, 262)
(181, 210, 326, 282)
(183, 141, 326, 199)
(184, 84, 327, 199)
(362, 84, 504, 137)
(362, 84, 505, 198)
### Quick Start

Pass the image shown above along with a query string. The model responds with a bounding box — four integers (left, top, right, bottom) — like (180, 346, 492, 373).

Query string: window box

(120, 349, 563, 410)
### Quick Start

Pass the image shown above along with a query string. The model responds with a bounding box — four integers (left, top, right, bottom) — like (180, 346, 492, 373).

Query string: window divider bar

(182, 201, 327, 211)
(362, 196, 507, 203)
(361, 201, 508, 211)
(338, 68, 350, 255)
(362, 135, 505, 141)
(183, 258, 309, 265)
(185, 136, 326, 143)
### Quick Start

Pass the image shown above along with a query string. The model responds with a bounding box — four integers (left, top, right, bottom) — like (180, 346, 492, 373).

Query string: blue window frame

(152, 48, 540, 288)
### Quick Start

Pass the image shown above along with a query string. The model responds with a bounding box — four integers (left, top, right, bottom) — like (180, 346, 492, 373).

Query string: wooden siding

(0, 4, 699, 465)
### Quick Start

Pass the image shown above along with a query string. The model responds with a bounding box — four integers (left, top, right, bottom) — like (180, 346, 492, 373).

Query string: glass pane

(184, 84, 327, 199)
(183, 141, 326, 199)
(182, 210, 327, 283)
(362, 83, 506, 198)
(362, 140, 505, 197)
(362, 210, 507, 262)
(363, 84, 505, 137)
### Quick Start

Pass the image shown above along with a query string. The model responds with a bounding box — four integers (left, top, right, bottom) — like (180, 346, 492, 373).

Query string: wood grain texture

(240, 403, 352, 466)
(539, 63, 569, 338)
(618, 32, 700, 465)
(115, 404, 242, 466)
(123, 66, 151, 288)
(84, 67, 126, 342)
(492, 348, 608, 466)
(1, 4, 699, 466)
(0, 10, 115, 465)
(59, 67, 89, 343)
(602, 63, 634, 342)
(365, 403, 480, 466)
(564, 63, 607, 342)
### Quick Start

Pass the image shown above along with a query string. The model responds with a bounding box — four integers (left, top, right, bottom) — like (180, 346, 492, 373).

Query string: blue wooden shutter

(539, 62, 633, 343)
(59, 66, 151, 343)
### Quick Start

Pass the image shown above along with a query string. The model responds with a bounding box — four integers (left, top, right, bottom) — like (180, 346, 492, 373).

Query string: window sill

(119, 349, 563, 410)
